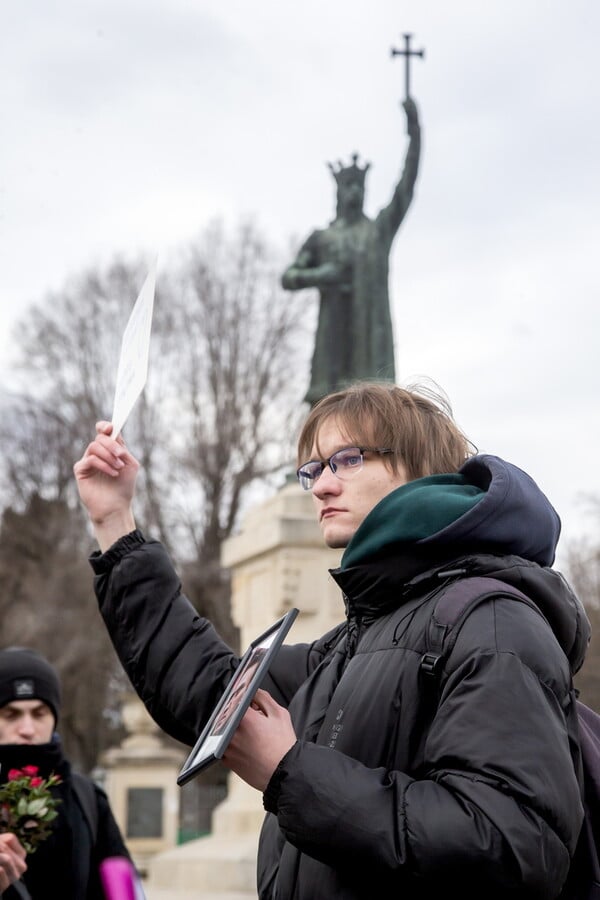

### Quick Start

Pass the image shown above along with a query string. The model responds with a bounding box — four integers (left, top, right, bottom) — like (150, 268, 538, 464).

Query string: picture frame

(177, 607, 299, 785)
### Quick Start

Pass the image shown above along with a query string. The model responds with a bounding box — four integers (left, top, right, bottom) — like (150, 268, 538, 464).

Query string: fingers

(229, 692, 274, 737)
(75, 445, 123, 479)
(223, 693, 297, 791)
(0, 834, 27, 887)
(74, 428, 137, 480)
(1, 833, 26, 861)
(95, 421, 126, 446)
(247, 689, 283, 717)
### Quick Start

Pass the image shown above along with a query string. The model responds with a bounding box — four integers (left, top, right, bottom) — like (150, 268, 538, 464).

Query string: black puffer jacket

(91, 455, 590, 900)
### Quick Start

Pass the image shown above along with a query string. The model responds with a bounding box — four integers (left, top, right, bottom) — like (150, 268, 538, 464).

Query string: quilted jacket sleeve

(90, 532, 319, 747)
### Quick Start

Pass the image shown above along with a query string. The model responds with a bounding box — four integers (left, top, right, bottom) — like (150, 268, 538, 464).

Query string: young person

(0, 648, 132, 899)
(74, 381, 589, 900)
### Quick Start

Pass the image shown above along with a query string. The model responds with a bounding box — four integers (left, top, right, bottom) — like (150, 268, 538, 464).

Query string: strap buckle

(420, 652, 442, 677)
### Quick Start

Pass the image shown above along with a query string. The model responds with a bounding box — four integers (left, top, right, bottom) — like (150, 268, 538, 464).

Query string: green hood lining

(341, 474, 485, 569)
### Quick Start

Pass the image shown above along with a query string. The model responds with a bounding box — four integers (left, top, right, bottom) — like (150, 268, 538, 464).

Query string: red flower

(0, 768, 62, 853)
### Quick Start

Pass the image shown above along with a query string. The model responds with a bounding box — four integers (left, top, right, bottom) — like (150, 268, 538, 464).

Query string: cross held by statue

(391, 33, 425, 99)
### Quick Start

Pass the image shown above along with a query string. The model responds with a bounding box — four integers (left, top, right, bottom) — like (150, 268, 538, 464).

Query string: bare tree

(0, 219, 312, 769)
(0, 259, 145, 507)
(0, 495, 127, 771)
(159, 221, 308, 638)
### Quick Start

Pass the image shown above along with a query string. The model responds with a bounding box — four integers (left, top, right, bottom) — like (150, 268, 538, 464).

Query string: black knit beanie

(0, 647, 61, 726)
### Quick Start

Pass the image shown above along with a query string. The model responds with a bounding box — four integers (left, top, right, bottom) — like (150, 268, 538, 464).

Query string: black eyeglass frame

(296, 447, 393, 491)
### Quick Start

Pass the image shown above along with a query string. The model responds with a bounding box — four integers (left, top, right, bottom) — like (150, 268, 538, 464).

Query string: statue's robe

(286, 124, 420, 407)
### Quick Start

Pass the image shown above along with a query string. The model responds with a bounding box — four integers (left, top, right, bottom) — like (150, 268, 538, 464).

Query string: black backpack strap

(71, 772, 99, 843)
(420, 575, 543, 680)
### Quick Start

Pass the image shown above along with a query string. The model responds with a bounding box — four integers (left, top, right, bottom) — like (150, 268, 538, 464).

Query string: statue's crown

(328, 153, 370, 188)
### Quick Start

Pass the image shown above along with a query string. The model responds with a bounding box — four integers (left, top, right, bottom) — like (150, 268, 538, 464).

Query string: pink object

(99, 857, 146, 900)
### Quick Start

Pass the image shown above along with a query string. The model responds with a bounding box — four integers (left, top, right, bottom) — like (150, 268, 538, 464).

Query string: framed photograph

(177, 607, 298, 785)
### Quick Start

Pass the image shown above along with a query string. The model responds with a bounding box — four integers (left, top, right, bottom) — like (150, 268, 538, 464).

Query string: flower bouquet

(0, 765, 62, 853)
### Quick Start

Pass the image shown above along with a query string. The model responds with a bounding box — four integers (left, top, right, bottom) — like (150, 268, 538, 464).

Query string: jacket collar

(330, 545, 476, 620)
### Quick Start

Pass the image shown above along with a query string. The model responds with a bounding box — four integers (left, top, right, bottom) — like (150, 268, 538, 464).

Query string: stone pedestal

(143, 481, 343, 898)
(223, 480, 343, 647)
(102, 693, 187, 877)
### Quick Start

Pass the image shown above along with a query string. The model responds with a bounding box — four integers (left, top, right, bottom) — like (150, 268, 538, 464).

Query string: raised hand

(403, 96, 419, 138)
(73, 421, 139, 551)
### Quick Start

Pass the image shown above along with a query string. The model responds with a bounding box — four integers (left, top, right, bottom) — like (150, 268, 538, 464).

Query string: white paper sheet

(110, 259, 157, 439)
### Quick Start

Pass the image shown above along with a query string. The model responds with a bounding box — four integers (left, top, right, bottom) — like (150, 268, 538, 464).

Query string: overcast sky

(1, 0, 598, 562)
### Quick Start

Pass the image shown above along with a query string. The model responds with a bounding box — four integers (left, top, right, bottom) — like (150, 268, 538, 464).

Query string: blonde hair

(297, 381, 475, 480)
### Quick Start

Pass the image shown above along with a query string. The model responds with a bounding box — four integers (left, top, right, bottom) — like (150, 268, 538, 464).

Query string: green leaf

(26, 798, 46, 816)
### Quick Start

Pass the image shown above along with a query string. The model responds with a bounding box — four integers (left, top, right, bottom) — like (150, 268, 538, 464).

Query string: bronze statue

(281, 97, 421, 406)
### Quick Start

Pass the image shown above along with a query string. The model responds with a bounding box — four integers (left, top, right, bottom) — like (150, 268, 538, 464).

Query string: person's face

(212, 660, 260, 733)
(309, 417, 409, 549)
(0, 700, 55, 745)
(213, 692, 240, 733)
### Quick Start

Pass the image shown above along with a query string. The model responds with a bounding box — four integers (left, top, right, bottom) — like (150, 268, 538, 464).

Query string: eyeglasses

(296, 447, 393, 491)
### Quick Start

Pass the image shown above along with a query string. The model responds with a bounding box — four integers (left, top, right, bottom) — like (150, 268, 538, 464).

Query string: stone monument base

(143, 833, 259, 898)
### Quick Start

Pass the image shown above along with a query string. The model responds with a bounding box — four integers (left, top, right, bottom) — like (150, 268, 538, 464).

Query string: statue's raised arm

(377, 96, 421, 245)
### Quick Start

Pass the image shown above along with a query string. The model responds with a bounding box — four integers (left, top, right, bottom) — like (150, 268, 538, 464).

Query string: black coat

(0, 741, 130, 900)
(92, 537, 587, 900)
(90, 455, 590, 899)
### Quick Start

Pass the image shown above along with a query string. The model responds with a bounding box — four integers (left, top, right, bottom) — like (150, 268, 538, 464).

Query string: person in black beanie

(0, 647, 132, 899)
